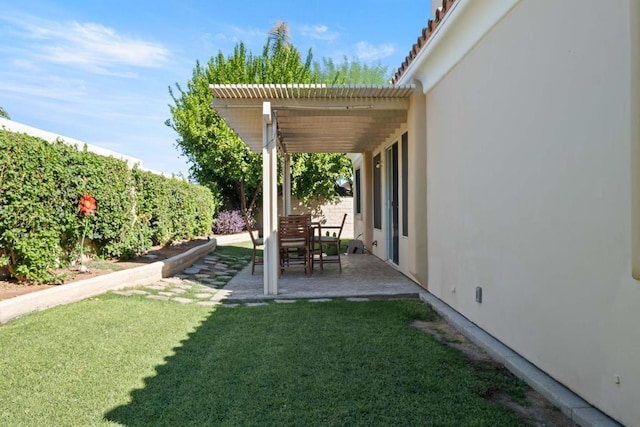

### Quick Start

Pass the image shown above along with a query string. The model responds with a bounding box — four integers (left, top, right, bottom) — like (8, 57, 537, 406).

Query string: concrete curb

(418, 291, 622, 427)
(0, 239, 217, 325)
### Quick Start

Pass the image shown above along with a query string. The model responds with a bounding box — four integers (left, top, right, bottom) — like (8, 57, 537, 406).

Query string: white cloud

(207, 25, 267, 49)
(1, 14, 171, 75)
(0, 74, 87, 100)
(298, 24, 338, 42)
(355, 41, 395, 61)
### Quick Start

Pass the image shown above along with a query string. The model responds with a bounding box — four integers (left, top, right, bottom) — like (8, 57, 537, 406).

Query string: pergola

(209, 84, 415, 294)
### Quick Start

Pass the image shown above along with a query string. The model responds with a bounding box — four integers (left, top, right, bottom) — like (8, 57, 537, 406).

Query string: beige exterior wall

(351, 90, 427, 287)
(420, 0, 639, 424)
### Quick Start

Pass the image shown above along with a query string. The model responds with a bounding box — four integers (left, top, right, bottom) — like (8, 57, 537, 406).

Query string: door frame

(385, 142, 399, 264)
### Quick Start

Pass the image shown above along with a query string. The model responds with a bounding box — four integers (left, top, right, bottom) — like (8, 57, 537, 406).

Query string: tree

(315, 57, 391, 85)
(167, 23, 389, 215)
(0, 106, 10, 119)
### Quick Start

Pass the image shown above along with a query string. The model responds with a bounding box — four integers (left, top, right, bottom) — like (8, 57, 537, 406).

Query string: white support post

(262, 102, 278, 295)
(282, 153, 291, 215)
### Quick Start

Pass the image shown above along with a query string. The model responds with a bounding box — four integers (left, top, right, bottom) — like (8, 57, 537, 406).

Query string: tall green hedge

(0, 130, 220, 283)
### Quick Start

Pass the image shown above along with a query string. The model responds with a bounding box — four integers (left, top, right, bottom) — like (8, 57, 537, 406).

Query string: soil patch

(413, 318, 577, 426)
(0, 237, 212, 302)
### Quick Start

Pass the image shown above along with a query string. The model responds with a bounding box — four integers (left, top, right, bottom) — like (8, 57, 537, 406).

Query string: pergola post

(262, 102, 278, 295)
(282, 153, 291, 215)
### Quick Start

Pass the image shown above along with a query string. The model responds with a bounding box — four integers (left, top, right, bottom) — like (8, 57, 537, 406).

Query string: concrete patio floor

(222, 252, 425, 302)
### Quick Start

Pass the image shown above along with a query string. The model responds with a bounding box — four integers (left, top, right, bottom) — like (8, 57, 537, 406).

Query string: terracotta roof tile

(391, 0, 457, 84)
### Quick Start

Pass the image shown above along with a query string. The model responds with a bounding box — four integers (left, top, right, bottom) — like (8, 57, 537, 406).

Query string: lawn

(0, 245, 528, 426)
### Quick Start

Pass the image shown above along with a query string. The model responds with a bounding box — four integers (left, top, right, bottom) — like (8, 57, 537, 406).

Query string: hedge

(0, 129, 221, 284)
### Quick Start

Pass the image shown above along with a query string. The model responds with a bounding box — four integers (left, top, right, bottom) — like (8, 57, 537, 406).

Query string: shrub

(213, 210, 245, 235)
(0, 129, 221, 283)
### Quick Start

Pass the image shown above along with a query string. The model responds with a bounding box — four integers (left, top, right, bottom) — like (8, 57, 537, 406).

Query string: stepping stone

(158, 292, 175, 297)
(113, 291, 134, 296)
(245, 302, 268, 307)
(346, 297, 370, 302)
(160, 277, 183, 284)
(147, 295, 169, 301)
(222, 303, 239, 308)
(194, 293, 213, 299)
(213, 264, 229, 270)
(195, 273, 211, 278)
(145, 284, 167, 290)
(309, 298, 332, 303)
(274, 299, 297, 304)
(191, 264, 209, 270)
(173, 284, 192, 290)
(169, 288, 187, 294)
(129, 290, 149, 295)
(183, 267, 201, 274)
(172, 297, 194, 304)
(197, 301, 220, 306)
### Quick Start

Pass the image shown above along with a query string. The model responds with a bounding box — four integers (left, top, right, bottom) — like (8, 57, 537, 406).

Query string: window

(373, 153, 382, 229)
(402, 132, 408, 237)
(355, 168, 362, 215)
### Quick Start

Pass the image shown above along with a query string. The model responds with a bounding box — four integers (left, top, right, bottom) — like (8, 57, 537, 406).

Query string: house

(362, 0, 638, 425)
(211, 0, 639, 424)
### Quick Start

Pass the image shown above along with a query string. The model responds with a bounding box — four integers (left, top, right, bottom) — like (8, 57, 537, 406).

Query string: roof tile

(391, 0, 457, 84)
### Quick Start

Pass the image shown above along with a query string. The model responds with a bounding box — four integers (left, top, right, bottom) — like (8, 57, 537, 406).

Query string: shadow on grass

(104, 299, 525, 426)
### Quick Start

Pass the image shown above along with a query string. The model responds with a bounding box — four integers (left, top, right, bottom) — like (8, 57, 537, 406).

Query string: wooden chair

(313, 213, 347, 272)
(244, 214, 263, 275)
(278, 214, 311, 275)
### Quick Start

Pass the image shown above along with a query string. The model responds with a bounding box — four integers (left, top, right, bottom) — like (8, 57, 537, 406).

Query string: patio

(221, 251, 424, 302)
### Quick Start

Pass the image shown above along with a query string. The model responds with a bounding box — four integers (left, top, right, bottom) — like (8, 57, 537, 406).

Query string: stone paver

(113, 291, 135, 296)
(172, 297, 194, 304)
(246, 302, 268, 307)
(197, 301, 220, 306)
(147, 295, 169, 301)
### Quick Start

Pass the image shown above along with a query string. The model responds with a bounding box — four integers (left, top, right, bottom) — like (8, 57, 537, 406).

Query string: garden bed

(0, 238, 212, 301)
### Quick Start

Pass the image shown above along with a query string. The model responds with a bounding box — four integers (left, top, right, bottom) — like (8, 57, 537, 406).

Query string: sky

(0, 0, 432, 177)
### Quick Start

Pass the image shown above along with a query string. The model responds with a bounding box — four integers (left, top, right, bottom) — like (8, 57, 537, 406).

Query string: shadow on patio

(220, 252, 425, 302)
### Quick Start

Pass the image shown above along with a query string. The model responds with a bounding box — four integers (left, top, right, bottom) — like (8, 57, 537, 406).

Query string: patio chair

(313, 213, 347, 273)
(244, 214, 263, 275)
(278, 214, 312, 275)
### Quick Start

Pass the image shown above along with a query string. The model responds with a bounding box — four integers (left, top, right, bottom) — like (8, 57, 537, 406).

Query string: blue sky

(0, 0, 431, 176)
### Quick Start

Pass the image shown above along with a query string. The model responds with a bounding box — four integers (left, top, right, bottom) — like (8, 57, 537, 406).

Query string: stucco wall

(424, 0, 639, 424)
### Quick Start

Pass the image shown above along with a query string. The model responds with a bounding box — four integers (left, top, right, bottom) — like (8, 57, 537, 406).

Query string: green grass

(215, 241, 257, 258)
(0, 295, 528, 426)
